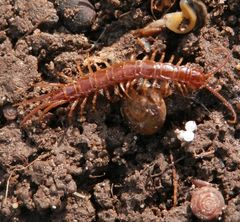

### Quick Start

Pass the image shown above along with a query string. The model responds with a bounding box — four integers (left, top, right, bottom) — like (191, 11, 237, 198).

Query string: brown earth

(0, 0, 240, 221)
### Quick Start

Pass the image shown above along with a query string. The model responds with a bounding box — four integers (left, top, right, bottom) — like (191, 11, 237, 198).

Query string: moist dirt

(0, 0, 240, 221)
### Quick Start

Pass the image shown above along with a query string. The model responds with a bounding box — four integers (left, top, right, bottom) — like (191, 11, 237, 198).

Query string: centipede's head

(188, 69, 208, 90)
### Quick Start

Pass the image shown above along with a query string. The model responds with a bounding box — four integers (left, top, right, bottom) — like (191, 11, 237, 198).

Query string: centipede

(15, 50, 237, 126)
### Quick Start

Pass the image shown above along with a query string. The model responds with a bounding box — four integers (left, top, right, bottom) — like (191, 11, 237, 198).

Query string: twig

(170, 151, 178, 207)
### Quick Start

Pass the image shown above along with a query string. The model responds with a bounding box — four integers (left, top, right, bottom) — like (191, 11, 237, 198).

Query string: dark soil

(0, 0, 240, 221)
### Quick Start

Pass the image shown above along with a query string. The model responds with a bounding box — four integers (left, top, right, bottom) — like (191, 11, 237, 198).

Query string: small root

(3, 152, 51, 206)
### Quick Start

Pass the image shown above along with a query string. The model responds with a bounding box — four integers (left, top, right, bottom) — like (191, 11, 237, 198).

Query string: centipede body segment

(16, 52, 237, 126)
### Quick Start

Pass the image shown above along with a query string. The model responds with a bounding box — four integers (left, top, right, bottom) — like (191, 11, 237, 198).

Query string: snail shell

(3, 104, 17, 121)
(165, 0, 207, 34)
(121, 88, 166, 135)
(190, 186, 226, 221)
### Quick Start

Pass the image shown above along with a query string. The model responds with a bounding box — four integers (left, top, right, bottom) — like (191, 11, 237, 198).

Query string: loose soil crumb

(0, 0, 240, 221)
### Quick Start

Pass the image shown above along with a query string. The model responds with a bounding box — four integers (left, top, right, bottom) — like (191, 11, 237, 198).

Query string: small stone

(12, 202, 19, 209)
(185, 121, 197, 132)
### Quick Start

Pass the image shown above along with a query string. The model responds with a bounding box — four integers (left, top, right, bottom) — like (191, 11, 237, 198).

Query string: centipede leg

(175, 83, 186, 96)
(182, 84, 189, 95)
(75, 60, 84, 77)
(87, 59, 94, 74)
(94, 63, 101, 70)
(104, 61, 111, 67)
(20, 101, 54, 126)
(39, 100, 68, 121)
(125, 81, 131, 94)
(133, 27, 164, 37)
(204, 85, 237, 124)
(130, 79, 138, 87)
(141, 79, 149, 96)
(95, 60, 111, 68)
(160, 81, 172, 98)
(14, 88, 62, 108)
(68, 99, 80, 121)
(120, 82, 131, 98)
(152, 79, 158, 88)
(176, 57, 183, 66)
(92, 93, 98, 110)
(57, 71, 75, 83)
(80, 97, 88, 121)
(114, 85, 123, 97)
(176, 83, 189, 96)
(168, 55, 175, 63)
(142, 55, 149, 61)
(160, 53, 165, 62)
(130, 54, 136, 61)
(104, 89, 111, 101)
(150, 50, 158, 61)
(35, 82, 65, 89)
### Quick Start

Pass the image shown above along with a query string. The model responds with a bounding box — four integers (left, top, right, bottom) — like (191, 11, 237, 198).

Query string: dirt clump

(0, 0, 240, 221)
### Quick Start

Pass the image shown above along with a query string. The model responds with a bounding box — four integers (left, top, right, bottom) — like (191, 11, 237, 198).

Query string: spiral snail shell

(190, 186, 226, 221)
(121, 88, 166, 135)
(3, 104, 17, 121)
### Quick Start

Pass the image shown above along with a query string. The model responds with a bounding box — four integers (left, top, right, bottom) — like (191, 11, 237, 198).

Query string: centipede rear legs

(59, 60, 94, 124)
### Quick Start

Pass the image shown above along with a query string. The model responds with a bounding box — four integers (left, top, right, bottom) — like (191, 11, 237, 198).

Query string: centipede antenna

(206, 46, 231, 78)
(204, 85, 237, 124)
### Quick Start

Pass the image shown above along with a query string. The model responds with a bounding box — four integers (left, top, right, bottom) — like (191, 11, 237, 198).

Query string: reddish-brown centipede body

(16, 52, 237, 126)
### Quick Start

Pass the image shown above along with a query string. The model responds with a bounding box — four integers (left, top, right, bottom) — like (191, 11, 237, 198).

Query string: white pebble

(185, 121, 197, 132)
(176, 130, 195, 142)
